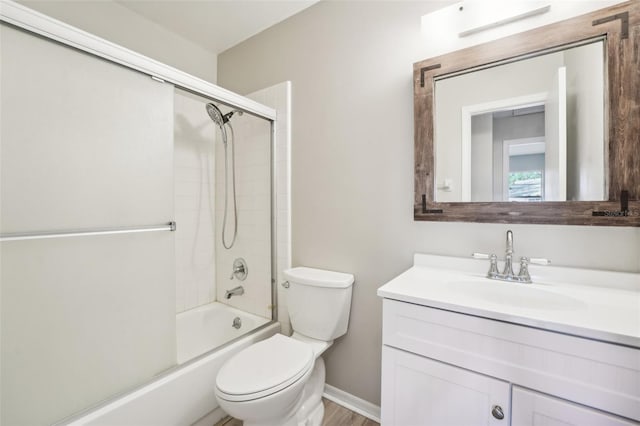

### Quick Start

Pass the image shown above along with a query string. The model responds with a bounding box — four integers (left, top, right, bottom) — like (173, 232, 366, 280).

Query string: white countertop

(377, 254, 640, 348)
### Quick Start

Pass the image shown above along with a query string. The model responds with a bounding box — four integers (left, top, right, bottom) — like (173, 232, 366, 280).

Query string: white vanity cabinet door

(382, 346, 510, 425)
(512, 387, 637, 426)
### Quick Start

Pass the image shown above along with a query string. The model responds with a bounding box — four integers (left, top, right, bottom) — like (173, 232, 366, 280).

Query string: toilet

(215, 267, 354, 426)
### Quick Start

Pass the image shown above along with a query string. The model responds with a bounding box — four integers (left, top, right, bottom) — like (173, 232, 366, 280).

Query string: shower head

(206, 103, 225, 126)
(205, 103, 243, 126)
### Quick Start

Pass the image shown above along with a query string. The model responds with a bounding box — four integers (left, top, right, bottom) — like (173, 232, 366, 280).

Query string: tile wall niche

(174, 89, 217, 313)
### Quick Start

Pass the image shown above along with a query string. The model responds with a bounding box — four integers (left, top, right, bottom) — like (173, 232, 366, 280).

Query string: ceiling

(115, 0, 320, 54)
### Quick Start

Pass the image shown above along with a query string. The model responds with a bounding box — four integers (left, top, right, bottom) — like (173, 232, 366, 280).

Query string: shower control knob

(230, 258, 248, 281)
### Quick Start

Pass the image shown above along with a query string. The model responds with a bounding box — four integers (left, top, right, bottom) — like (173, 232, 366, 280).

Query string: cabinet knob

(491, 405, 504, 420)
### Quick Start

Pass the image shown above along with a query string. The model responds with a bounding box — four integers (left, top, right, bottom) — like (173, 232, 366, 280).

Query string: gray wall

(17, 0, 217, 83)
(219, 1, 640, 406)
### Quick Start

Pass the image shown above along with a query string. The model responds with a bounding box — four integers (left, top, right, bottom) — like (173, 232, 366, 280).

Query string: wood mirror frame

(414, 1, 639, 226)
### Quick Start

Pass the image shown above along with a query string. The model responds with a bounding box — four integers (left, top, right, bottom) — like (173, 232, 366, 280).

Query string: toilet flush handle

(281, 281, 290, 289)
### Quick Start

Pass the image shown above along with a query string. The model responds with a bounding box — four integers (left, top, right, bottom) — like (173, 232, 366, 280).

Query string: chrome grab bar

(0, 221, 176, 242)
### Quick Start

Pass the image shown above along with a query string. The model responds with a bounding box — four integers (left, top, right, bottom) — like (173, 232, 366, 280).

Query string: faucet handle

(518, 257, 550, 283)
(528, 257, 551, 265)
(472, 253, 499, 278)
(471, 252, 492, 259)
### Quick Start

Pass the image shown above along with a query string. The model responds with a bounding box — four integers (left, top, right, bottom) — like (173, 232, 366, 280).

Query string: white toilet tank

(283, 267, 354, 342)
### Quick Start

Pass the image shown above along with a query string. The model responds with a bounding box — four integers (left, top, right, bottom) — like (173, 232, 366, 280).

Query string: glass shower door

(1, 23, 176, 425)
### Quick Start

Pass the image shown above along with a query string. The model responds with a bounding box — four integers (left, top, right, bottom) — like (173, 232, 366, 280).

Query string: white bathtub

(65, 303, 279, 426)
(177, 302, 271, 364)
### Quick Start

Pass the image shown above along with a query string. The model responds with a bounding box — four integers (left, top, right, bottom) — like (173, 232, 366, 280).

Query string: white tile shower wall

(215, 109, 273, 319)
(214, 82, 291, 328)
(174, 90, 217, 313)
(248, 82, 292, 335)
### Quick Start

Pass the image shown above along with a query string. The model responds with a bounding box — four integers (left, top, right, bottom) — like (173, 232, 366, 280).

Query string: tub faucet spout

(225, 286, 244, 299)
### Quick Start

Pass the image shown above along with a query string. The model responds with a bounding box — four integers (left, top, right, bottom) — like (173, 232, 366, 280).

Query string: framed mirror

(414, 1, 639, 226)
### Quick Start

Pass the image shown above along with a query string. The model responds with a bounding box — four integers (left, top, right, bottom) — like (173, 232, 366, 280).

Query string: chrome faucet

(502, 230, 515, 277)
(473, 230, 550, 284)
(225, 286, 244, 299)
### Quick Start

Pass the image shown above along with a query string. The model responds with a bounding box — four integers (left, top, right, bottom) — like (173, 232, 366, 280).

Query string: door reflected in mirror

(434, 39, 605, 202)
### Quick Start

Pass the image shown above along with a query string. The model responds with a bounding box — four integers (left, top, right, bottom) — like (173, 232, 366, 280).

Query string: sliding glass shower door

(1, 23, 176, 425)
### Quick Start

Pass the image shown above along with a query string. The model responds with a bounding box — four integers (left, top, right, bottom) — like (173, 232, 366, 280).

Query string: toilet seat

(216, 334, 314, 402)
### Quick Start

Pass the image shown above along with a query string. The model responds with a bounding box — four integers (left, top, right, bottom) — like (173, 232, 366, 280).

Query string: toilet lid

(216, 334, 314, 401)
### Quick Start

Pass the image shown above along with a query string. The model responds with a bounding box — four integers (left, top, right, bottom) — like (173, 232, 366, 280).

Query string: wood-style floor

(214, 398, 379, 426)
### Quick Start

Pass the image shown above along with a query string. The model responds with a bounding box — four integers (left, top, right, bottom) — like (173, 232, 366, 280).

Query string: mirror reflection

(434, 39, 605, 202)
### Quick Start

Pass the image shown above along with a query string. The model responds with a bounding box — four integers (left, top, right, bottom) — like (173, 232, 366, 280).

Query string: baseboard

(323, 384, 381, 423)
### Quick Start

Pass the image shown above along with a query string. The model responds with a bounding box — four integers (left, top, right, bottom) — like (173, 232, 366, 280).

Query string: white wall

(17, 0, 217, 83)
(565, 42, 605, 200)
(218, 0, 639, 406)
(470, 114, 493, 201)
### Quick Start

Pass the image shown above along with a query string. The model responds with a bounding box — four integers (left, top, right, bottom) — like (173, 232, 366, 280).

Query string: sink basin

(445, 280, 586, 311)
(377, 254, 640, 347)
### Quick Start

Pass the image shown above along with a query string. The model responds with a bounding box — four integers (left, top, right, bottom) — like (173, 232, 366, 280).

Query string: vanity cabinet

(511, 387, 636, 426)
(380, 299, 639, 425)
(382, 346, 510, 425)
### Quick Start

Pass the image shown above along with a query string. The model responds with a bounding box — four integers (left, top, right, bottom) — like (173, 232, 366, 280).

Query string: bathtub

(177, 302, 271, 364)
(64, 302, 279, 426)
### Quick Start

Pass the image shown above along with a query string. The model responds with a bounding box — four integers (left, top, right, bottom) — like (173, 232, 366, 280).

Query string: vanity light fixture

(457, 1, 551, 37)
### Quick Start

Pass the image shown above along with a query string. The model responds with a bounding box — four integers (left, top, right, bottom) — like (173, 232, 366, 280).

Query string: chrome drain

(232, 317, 242, 329)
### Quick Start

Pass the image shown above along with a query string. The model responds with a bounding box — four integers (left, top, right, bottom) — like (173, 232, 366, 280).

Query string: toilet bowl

(216, 334, 314, 424)
(215, 267, 354, 426)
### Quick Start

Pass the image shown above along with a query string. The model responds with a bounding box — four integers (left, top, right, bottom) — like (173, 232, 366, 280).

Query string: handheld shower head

(204, 102, 241, 250)
(206, 103, 225, 126)
(205, 103, 243, 126)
